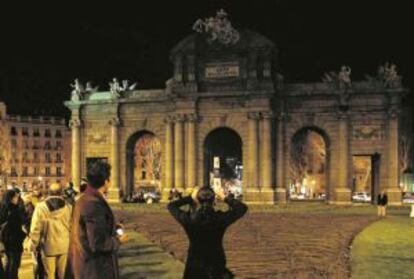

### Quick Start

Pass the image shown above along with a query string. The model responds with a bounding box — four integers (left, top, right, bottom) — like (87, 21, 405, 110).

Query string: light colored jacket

(30, 196, 72, 256)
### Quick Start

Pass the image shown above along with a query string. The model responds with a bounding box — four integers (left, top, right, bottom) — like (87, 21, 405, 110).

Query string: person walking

(66, 161, 128, 279)
(377, 190, 388, 217)
(0, 189, 27, 279)
(30, 183, 72, 279)
(168, 186, 248, 279)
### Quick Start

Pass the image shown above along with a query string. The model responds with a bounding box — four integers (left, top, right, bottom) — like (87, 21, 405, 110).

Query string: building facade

(0, 102, 71, 189)
(65, 12, 410, 204)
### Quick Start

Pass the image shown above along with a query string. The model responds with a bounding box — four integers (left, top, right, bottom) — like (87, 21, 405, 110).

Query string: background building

(0, 102, 71, 190)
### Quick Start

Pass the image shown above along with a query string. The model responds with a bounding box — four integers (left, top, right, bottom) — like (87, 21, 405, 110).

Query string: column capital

(174, 113, 186, 123)
(337, 111, 349, 120)
(387, 108, 400, 119)
(247, 112, 260, 120)
(163, 115, 175, 124)
(108, 117, 121, 127)
(261, 111, 274, 120)
(69, 118, 82, 128)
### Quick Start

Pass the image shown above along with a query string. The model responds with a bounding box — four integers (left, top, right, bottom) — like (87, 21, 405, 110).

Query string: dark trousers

(5, 250, 23, 279)
(33, 251, 45, 279)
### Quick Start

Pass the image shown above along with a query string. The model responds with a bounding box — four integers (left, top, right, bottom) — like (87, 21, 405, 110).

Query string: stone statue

(192, 18, 205, 33)
(109, 78, 121, 98)
(85, 81, 99, 92)
(384, 63, 401, 88)
(338, 65, 352, 90)
(120, 79, 137, 91)
(192, 9, 240, 45)
(70, 78, 84, 101)
(128, 82, 137, 90)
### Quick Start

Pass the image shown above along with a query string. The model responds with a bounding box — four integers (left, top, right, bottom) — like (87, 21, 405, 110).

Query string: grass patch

(351, 216, 414, 279)
(119, 230, 184, 279)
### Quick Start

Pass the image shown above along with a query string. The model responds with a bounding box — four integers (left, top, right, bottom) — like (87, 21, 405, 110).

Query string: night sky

(1, 1, 412, 117)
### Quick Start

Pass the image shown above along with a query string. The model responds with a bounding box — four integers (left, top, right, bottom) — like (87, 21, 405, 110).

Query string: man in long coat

(66, 161, 127, 279)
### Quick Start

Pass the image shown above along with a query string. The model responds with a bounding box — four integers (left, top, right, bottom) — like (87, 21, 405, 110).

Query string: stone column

(333, 112, 351, 204)
(186, 114, 197, 190)
(261, 112, 273, 189)
(108, 117, 121, 202)
(245, 112, 260, 202)
(387, 109, 402, 205)
(162, 116, 174, 201)
(259, 112, 276, 204)
(70, 118, 82, 190)
(275, 115, 287, 203)
(174, 114, 185, 190)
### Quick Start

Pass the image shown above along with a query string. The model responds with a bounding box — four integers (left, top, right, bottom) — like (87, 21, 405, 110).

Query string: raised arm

(219, 195, 248, 227)
(167, 196, 193, 226)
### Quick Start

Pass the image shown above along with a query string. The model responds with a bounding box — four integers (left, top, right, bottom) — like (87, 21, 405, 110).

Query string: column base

(243, 188, 276, 204)
(161, 188, 172, 203)
(329, 188, 351, 205)
(386, 187, 402, 205)
(275, 187, 287, 204)
(107, 188, 121, 203)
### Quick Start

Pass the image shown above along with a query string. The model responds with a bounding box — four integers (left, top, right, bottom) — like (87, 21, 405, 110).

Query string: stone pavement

(18, 231, 184, 279)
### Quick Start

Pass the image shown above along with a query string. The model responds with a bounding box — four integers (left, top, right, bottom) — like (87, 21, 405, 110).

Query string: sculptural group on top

(192, 9, 240, 45)
(377, 62, 402, 88)
(322, 65, 352, 90)
(70, 79, 99, 101)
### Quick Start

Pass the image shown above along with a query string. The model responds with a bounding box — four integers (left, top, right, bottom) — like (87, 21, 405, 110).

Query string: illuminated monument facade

(65, 11, 409, 204)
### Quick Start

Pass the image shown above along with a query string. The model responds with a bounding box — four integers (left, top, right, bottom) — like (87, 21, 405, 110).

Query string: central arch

(126, 130, 162, 196)
(289, 127, 330, 201)
(203, 127, 243, 193)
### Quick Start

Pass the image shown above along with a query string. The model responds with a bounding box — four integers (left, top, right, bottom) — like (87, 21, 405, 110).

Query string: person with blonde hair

(30, 182, 72, 279)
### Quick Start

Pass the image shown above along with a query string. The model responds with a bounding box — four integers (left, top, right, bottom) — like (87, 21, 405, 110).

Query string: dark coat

(377, 193, 388, 206)
(168, 196, 248, 279)
(66, 188, 120, 279)
(0, 203, 26, 252)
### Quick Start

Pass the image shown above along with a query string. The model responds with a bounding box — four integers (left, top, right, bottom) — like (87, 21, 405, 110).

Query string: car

(143, 191, 161, 204)
(290, 193, 305, 200)
(402, 194, 414, 204)
(352, 192, 371, 202)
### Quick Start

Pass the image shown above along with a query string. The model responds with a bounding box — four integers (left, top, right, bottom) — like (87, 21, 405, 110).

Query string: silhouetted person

(0, 189, 27, 279)
(377, 190, 388, 217)
(168, 186, 248, 279)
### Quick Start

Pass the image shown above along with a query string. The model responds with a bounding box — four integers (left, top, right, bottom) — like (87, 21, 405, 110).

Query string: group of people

(0, 161, 128, 279)
(1, 160, 248, 279)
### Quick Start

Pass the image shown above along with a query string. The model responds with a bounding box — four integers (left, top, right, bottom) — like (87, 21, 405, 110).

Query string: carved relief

(353, 125, 384, 140)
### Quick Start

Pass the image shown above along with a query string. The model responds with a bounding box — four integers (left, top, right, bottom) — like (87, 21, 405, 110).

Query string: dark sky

(0, 1, 412, 117)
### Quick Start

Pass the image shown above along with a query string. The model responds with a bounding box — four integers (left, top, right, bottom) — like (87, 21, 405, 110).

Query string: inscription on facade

(205, 62, 239, 79)
(88, 133, 108, 144)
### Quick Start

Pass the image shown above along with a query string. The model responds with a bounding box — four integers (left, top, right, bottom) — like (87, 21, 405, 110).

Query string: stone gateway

(65, 11, 408, 205)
